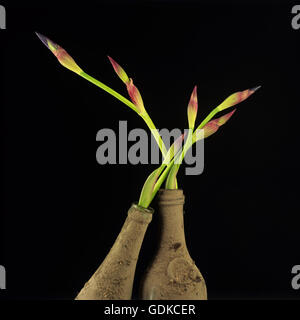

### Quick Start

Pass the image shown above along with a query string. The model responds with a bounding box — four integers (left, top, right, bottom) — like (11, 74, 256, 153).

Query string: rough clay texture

(75, 204, 153, 300)
(140, 189, 207, 300)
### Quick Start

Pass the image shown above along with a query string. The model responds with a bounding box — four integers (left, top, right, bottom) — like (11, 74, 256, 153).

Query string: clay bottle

(76, 203, 153, 300)
(140, 189, 207, 300)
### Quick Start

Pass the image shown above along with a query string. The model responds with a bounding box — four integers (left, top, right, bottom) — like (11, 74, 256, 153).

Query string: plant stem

(141, 112, 168, 158)
(165, 131, 192, 189)
(196, 107, 218, 130)
(80, 71, 138, 113)
(80, 71, 168, 159)
(162, 108, 219, 191)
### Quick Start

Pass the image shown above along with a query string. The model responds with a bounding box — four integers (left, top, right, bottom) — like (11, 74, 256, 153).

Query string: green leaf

(138, 167, 164, 208)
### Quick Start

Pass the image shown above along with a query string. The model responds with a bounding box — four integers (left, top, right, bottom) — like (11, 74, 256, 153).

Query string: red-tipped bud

(202, 109, 236, 138)
(126, 79, 145, 114)
(107, 56, 130, 84)
(107, 56, 145, 114)
(35, 32, 82, 74)
(217, 86, 261, 111)
(187, 86, 198, 129)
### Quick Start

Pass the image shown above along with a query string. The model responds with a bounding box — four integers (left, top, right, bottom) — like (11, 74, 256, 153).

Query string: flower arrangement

(36, 33, 260, 300)
(36, 32, 260, 209)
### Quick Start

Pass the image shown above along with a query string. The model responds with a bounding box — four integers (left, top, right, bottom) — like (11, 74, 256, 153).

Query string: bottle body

(76, 204, 153, 300)
(140, 189, 207, 300)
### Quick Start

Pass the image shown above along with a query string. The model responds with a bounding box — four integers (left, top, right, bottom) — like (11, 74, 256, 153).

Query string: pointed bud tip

(250, 85, 261, 93)
(35, 32, 49, 48)
(35, 32, 60, 53)
(190, 85, 198, 102)
(191, 86, 198, 99)
(107, 56, 119, 69)
(222, 108, 237, 122)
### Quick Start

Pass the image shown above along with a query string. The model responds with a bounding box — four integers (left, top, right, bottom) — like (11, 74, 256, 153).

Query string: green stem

(164, 131, 193, 189)
(161, 107, 219, 190)
(141, 112, 168, 157)
(154, 125, 200, 194)
(161, 107, 219, 191)
(79, 71, 138, 113)
(196, 107, 218, 130)
(80, 71, 168, 159)
(80, 70, 178, 195)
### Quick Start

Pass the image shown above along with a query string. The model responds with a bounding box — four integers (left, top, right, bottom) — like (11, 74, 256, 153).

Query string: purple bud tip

(35, 32, 50, 49)
(250, 85, 261, 92)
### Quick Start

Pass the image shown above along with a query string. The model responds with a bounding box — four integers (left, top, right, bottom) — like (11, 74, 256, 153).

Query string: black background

(1, 1, 300, 300)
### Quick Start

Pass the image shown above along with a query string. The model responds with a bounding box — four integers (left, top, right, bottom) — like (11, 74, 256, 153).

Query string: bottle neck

(156, 189, 187, 248)
(127, 203, 153, 225)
